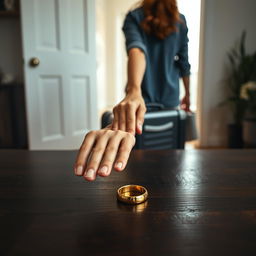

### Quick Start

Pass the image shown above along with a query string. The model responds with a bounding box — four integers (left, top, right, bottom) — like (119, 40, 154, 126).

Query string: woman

(74, 0, 190, 181)
(112, 0, 191, 135)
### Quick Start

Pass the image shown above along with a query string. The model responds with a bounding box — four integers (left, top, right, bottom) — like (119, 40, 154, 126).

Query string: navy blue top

(122, 8, 190, 108)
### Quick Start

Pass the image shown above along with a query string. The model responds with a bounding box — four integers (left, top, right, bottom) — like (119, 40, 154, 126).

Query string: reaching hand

(74, 126, 135, 181)
(180, 94, 191, 112)
(112, 91, 146, 135)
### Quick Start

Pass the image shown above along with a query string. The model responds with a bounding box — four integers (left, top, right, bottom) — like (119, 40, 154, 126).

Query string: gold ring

(117, 185, 148, 205)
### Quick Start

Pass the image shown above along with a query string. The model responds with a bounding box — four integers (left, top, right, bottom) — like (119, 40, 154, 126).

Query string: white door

(21, 0, 98, 150)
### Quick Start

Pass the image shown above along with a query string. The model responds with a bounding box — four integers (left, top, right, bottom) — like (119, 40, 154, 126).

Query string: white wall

(198, 0, 256, 147)
(0, 18, 23, 82)
(178, 0, 201, 111)
(96, 0, 107, 113)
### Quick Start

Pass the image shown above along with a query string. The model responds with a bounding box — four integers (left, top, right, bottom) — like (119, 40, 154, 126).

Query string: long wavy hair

(140, 0, 181, 40)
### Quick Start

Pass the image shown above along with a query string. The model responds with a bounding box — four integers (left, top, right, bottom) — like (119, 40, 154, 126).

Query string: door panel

(71, 76, 90, 136)
(67, 0, 88, 53)
(38, 75, 64, 141)
(21, 0, 97, 149)
(35, 0, 60, 51)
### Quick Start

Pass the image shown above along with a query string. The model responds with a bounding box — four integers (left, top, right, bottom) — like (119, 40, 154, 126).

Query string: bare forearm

(182, 76, 190, 96)
(113, 48, 146, 135)
(126, 48, 146, 95)
(180, 76, 191, 112)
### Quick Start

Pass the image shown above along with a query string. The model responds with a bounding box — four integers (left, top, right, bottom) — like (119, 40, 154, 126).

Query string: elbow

(128, 48, 145, 57)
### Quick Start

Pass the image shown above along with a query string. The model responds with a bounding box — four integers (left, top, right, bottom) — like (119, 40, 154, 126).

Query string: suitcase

(101, 103, 186, 149)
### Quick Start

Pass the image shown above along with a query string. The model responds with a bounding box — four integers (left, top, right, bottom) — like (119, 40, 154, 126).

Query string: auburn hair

(140, 0, 181, 40)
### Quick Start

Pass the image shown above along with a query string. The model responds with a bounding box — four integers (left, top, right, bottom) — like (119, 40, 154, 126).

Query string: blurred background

(0, 0, 256, 150)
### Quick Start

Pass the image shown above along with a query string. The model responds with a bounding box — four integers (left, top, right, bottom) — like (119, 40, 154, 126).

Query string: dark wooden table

(0, 150, 256, 256)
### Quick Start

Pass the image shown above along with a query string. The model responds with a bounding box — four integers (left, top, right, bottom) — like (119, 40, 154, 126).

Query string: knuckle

(87, 130, 96, 137)
(127, 132, 134, 139)
(126, 102, 134, 109)
(117, 105, 123, 111)
(106, 145, 116, 152)
(114, 130, 124, 137)
(127, 117, 135, 122)
(92, 147, 104, 153)
(79, 143, 86, 151)
(102, 159, 113, 166)
(111, 126, 118, 131)
(102, 129, 113, 137)
(97, 129, 104, 135)
(127, 133, 136, 145)
(86, 130, 99, 139)
(87, 162, 97, 169)
(119, 119, 126, 125)
(101, 129, 109, 135)
(115, 130, 123, 136)
(127, 128, 135, 134)
(119, 146, 129, 153)
(138, 119, 144, 125)
(107, 129, 114, 135)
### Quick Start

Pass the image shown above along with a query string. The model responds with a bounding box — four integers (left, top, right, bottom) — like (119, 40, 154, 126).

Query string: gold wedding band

(117, 185, 148, 205)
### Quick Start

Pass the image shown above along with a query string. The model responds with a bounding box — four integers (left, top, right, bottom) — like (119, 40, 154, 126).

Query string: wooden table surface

(0, 150, 256, 256)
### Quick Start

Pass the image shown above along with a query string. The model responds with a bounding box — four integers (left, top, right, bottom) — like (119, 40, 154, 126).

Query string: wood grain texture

(0, 150, 256, 256)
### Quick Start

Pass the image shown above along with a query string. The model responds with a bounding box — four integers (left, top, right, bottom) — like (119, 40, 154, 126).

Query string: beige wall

(198, 0, 256, 147)
(96, 0, 138, 115)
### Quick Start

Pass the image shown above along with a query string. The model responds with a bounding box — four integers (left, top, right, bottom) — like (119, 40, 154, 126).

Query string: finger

(126, 103, 136, 135)
(184, 100, 190, 112)
(97, 131, 122, 177)
(74, 131, 96, 176)
(84, 132, 110, 181)
(118, 105, 126, 131)
(112, 107, 119, 131)
(114, 134, 135, 172)
(187, 101, 191, 110)
(136, 105, 146, 134)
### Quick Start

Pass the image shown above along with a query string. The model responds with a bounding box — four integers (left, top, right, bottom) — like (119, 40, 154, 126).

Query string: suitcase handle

(144, 121, 174, 132)
(146, 103, 165, 112)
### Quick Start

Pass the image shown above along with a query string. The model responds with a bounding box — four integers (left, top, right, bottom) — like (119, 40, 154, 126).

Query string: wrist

(126, 86, 142, 95)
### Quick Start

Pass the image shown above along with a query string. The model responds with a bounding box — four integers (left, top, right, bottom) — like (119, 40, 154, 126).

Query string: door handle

(29, 57, 40, 67)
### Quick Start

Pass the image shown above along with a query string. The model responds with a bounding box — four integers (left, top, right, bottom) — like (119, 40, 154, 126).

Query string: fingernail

(85, 169, 95, 179)
(115, 162, 123, 170)
(76, 165, 83, 175)
(98, 166, 108, 175)
(138, 123, 142, 131)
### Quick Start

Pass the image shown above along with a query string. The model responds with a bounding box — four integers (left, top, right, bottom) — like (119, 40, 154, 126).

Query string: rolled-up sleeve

(177, 16, 191, 77)
(122, 12, 147, 55)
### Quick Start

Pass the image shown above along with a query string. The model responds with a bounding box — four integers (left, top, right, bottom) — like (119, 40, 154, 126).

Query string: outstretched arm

(112, 48, 146, 135)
